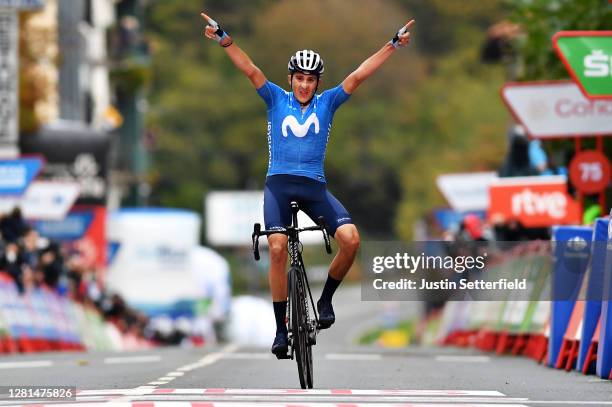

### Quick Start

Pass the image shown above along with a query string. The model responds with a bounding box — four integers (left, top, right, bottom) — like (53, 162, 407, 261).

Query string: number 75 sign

(553, 31, 612, 99)
(569, 150, 611, 194)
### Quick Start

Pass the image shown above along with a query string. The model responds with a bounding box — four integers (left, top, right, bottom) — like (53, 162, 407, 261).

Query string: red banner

(488, 177, 582, 227)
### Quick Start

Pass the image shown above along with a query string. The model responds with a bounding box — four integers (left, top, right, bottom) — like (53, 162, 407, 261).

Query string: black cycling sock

(320, 275, 342, 304)
(273, 301, 288, 334)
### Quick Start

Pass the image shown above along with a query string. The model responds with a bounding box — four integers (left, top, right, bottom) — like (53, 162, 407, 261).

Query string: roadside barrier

(496, 245, 549, 355)
(0, 272, 153, 355)
(435, 219, 612, 381)
(596, 215, 612, 379)
(555, 300, 584, 370)
(548, 226, 592, 367)
(578, 218, 609, 373)
(583, 318, 601, 374)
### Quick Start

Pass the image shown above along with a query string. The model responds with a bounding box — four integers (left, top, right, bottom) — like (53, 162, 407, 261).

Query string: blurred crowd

(0, 208, 152, 342)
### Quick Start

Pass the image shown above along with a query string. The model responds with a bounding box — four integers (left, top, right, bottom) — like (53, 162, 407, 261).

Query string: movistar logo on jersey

(281, 113, 320, 138)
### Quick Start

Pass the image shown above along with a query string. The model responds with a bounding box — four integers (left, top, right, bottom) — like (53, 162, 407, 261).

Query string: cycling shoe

(317, 299, 335, 329)
(271, 331, 289, 358)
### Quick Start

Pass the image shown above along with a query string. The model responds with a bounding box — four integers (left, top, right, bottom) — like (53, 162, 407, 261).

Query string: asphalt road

(0, 286, 610, 406)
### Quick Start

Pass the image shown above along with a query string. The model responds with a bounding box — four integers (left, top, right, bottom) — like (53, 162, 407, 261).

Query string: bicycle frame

(252, 202, 332, 388)
(251, 202, 332, 330)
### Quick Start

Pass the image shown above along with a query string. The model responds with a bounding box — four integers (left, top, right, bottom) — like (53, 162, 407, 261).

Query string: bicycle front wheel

(289, 266, 308, 389)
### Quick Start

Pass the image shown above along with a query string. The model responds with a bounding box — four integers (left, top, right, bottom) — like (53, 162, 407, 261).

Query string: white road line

(166, 372, 185, 377)
(526, 401, 612, 405)
(104, 355, 162, 364)
(77, 389, 132, 395)
(435, 355, 491, 363)
(128, 343, 241, 394)
(193, 343, 241, 368)
(325, 353, 383, 360)
(0, 360, 53, 369)
(222, 353, 273, 360)
(586, 378, 608, 382)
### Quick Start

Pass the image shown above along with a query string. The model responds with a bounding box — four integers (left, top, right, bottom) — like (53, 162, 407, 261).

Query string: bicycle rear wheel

(306, 329, 313, 388)
(289, 266, 308, 389)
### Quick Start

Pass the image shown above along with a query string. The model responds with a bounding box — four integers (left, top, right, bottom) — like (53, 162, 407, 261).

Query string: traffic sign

(553, 31, 612, 99)
(569, 150, 611, 194)
(501, 81, 612, 139)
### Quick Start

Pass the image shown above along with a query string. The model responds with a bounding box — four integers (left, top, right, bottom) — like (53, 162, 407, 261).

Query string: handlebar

(252, 218, 332, 261)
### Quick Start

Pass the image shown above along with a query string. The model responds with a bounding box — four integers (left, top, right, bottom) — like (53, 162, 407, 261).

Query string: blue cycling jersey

(256, 81, 350, 182)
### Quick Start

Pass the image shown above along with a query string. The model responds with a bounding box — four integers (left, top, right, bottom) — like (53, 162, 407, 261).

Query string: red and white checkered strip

(9, 404, 532, 407)
(6, 389, 530, 407)
(76, 389, 506, 396)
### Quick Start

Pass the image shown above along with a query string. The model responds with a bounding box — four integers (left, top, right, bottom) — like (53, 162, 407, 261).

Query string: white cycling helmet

(288, 49, 325, 76)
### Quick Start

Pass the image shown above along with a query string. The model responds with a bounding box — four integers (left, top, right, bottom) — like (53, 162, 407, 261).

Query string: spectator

(0, 207, 28, 243)
(38, 242, 65, 289)
(481, 20, 521, 64)
(21, 227, 40, 271)
(528, 139, 552, 175)
(66, 254, 87, 302)
(498, 125, 539, 177)
(0, 242, 26, 293)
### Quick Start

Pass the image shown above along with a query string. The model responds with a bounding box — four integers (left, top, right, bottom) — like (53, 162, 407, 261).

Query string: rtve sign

(488, 176, 581, 228)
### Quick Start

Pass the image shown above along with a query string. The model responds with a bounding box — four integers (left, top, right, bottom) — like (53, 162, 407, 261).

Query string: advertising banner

(20, 123, 111, 204)
(0, 180, 80, 219)
(501, 81, 612, 139)
(488, 176, 582, 227)
(0, 157, 43, 195)
(436, 172, 498, 212)
(106, 209, 201, 307)
(0, 0, 44, 8)
(33, 205, 107, 269)
(206, 191, 322, 246)
(553, 31, 612, 99)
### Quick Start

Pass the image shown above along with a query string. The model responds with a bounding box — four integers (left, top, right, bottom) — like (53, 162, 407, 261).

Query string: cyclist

(201, 12, 414, 356)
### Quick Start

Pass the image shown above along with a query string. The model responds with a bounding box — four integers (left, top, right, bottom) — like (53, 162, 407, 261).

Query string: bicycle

(252, 201, 332, 389)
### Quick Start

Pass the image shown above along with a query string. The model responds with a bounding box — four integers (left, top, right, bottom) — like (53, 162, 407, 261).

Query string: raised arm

(342, 20, 414, 94)
(201, 12, 266, 89)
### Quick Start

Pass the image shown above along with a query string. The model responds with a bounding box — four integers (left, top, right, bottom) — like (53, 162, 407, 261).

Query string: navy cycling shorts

(264, 174, 353, 237)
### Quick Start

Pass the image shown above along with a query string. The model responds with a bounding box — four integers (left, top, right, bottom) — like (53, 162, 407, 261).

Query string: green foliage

(507, 0, 612, 80)
(145, 0, 508, 240)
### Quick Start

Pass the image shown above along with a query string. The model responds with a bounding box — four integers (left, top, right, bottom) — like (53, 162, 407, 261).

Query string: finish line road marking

(2, 389, 535, 407)
(76, 389, 507, 396)
(0, 403, 532, 407)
